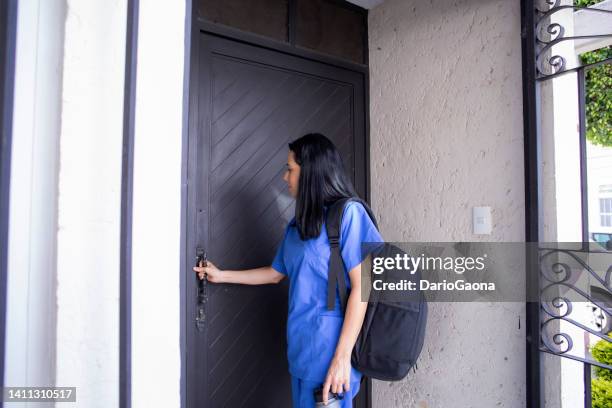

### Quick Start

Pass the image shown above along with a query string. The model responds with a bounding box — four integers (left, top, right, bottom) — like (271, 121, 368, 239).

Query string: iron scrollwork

(539, 246, 612, 371)
(535, 0, 612, 79)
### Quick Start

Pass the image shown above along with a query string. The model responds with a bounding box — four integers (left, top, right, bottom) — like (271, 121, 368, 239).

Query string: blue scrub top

(271, 201, 383, 382)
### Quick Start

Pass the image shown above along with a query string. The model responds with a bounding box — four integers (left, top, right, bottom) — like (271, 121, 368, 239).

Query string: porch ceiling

(574, 0, 612, 54)
(346, 0, 385, 10)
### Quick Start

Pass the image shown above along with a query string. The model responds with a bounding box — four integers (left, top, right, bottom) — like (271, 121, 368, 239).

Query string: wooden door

(186, 32, 367, 408)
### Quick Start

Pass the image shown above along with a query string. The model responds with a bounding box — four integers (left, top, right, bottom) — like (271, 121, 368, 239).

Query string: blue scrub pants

(290, 375, 361, 408)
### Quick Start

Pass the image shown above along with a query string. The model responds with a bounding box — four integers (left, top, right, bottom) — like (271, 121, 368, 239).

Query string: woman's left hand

(322, 352, 351, 404)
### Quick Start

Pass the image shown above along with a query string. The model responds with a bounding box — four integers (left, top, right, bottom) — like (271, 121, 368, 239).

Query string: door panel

(187, 32, 367, 408)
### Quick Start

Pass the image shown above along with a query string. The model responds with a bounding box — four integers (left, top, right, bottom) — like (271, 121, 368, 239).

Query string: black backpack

(325, 197, 428, 381)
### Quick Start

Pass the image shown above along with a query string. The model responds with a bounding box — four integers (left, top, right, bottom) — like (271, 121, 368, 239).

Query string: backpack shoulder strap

(326, 197, 379, 241)
(325, 197, 379, 311)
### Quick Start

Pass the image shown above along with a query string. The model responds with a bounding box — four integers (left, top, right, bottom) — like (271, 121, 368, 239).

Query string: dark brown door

(186, 32, 367, 408)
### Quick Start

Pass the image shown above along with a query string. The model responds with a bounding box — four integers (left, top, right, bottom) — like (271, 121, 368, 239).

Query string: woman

(193, 133, 382, 407)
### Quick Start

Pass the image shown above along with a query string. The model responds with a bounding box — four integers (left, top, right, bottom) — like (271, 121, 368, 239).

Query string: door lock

(195, 247, 207, 331)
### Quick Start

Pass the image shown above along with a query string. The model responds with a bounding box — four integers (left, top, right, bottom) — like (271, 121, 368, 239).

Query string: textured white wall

(539, 3, 586, 407)
(6, 1, 65, 403)
(55, 0, 126, 406)
(368, 0, 526, 406)
(131, 1, 187, 407)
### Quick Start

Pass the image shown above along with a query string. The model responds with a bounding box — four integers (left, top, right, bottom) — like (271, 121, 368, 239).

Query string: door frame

(119, 1, 140, 408)
(181, 3, 373, 407)
(0, 0, 17, 403)
(519, 0, 542, 407)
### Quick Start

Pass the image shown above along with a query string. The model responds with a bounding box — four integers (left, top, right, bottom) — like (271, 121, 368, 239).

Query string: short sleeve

(271, 222, 291, 276)
(339, 202, 384, 272)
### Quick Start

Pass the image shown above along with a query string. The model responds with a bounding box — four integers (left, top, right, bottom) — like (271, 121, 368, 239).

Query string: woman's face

(283, 150, 301, 198)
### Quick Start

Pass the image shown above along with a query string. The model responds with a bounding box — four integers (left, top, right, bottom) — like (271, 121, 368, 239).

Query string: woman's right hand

(193, 260, 224, 283)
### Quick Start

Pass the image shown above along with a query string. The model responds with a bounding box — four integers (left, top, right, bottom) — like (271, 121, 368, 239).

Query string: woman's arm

(193, 262, 285, 285)
(221, 266, 285, 285)
(322, 257, 369, 403)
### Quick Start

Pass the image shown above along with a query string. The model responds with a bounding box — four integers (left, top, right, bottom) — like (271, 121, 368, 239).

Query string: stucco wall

(539, 3, 591, 407)
(368, 0, 526, 406)
(55, 0, 126, 406)
(6, 0, 65, 401)
(131, 1, 187, 407)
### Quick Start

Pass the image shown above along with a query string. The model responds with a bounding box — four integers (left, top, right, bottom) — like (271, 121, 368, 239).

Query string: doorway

(185, 29, 370, 407)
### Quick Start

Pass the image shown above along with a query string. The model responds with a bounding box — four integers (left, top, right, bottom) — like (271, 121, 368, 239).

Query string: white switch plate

(473, 206, 492, 235)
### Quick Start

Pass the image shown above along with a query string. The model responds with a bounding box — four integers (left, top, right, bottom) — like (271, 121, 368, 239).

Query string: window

(600, 197, 612, 227)
(599, 184, 612, 194)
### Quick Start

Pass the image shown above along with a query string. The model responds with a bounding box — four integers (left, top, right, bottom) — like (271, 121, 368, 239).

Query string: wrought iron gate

(523, 1, 612, 406)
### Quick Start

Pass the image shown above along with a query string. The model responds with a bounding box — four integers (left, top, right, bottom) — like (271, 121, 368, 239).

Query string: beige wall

(368, 0, 526, 406)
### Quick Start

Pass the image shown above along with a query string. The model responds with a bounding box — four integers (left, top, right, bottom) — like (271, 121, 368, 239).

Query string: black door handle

(195, 247, 207, 332)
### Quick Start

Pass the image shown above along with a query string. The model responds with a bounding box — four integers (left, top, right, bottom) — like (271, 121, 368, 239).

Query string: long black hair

(288, 133, 357, 240)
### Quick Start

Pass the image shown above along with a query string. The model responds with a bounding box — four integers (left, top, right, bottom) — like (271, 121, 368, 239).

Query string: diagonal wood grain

(191, 34, 363, 408)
